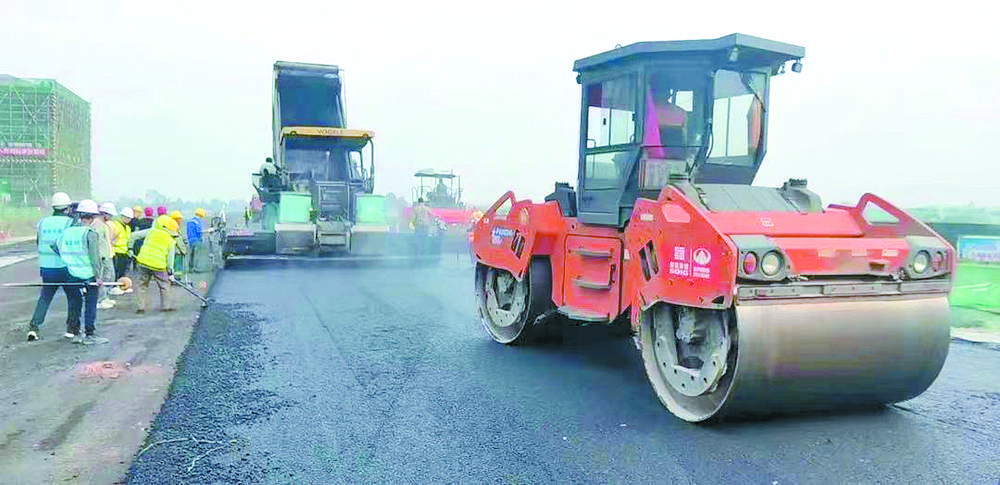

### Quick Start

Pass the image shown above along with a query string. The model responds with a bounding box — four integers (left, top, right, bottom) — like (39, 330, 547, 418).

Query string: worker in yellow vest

(135, 216, 179, 313)
(107, 207, 134, 295)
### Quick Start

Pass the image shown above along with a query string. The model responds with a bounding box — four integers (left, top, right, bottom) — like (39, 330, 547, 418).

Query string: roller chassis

(473, 186, 954, 421)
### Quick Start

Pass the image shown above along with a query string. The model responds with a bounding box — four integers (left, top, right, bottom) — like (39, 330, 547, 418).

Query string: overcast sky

(4, 0, 998, 208)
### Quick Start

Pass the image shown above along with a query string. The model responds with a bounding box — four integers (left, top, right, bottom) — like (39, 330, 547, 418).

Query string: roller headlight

(912, 250, 931, 274)
(761, 251, 783, 276)
(742, 252, 758, 274)
(932, 251, 945, 271)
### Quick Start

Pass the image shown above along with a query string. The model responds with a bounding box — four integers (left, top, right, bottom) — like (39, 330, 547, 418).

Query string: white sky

(4, 0, 999, 208)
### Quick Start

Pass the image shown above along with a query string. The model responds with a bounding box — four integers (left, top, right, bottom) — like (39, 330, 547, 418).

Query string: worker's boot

(81, 335, 109, 345)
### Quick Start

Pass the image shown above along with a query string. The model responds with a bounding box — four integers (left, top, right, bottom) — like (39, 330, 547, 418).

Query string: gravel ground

(126, 259, 1000, 484)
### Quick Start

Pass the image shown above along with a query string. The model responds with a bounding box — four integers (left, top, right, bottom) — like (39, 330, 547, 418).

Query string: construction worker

(56, 200, 109, 345)
(470, 208, 484, 225)
(169, 210, 187, 277)
(26, 192, 83, 342)
(138, 207, 154, 230)
(384, 194, 400, 232)
(108, 207, 133, 294)
(186, 208, 206, 274)
(131, 205, 143, 231)
(411, 198, 434, 255)
(94, 203, 117, 309)
(135, 216, 179, 313)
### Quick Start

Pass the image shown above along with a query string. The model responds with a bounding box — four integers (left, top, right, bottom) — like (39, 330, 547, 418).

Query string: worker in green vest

(26, 192, 82, 342)
(56, 199, 109, 345)
(135, 216, 179, 313)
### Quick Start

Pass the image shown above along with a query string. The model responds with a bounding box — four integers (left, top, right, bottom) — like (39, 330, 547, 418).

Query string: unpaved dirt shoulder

(0, 260, 215, 484)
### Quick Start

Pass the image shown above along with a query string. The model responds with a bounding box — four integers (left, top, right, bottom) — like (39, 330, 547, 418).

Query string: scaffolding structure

(0, 75, 91, 206)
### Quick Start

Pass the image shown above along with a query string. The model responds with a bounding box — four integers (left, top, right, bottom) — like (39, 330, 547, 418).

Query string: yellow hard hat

(162, 217, 180, 234)
(170, 210, 183, 220)
(195, 207, 206, 218)
(154, 214, 171, 229)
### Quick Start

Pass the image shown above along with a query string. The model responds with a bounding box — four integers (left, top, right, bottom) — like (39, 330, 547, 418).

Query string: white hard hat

(120, 207, 135, 219)
(51, 192, 71, 208)
(100, 202, 117, 216)
(76, 199, 100, 215)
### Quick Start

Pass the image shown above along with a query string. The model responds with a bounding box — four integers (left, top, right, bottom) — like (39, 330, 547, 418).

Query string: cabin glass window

(585, 76, 636, 148)
(709, 70, 766, 166)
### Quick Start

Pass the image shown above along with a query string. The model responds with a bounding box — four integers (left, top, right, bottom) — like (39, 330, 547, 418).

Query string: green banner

(951, 263, 1000, 313)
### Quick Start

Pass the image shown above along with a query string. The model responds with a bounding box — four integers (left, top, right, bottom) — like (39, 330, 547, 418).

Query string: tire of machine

(476, 259, 553, 345)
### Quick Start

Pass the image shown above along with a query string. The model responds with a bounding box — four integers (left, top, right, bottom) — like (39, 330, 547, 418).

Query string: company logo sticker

(491, 226, 515, 246)
(693, 248, 711, 266)
(669, 261, 690, 276)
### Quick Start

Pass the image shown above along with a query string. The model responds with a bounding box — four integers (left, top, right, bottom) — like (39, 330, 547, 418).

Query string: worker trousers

(413, 226, 430, 256)
(28, 267, 82, 332)
(98, 257, 115, 300)
(187, 241, 202, 273)
(137, 265, 172, 311)
(66, 277, 99, 337)
(113, 254, 130, 280)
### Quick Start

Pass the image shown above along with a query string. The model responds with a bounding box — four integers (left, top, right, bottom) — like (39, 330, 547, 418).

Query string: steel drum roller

(641, 296, 951, 422)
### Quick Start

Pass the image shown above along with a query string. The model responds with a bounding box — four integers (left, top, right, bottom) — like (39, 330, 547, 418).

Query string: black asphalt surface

(127, 259, 1000, 484)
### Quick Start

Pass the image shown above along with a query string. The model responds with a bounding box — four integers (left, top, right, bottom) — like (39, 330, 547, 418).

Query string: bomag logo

(490, 227, 515, 246)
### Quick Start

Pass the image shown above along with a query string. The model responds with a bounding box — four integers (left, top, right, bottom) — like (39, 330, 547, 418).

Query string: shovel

(168, 275, 211, 308)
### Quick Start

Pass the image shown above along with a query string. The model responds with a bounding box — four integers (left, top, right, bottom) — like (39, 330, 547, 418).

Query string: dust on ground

(0, 258, 215, 484)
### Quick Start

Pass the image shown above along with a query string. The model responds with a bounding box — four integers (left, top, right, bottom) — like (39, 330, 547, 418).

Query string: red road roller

(471, 34, 952, 422)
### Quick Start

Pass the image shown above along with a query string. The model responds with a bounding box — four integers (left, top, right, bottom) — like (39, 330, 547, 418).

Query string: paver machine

(471, 34, 953, 422)
(224, 61, 435, 262)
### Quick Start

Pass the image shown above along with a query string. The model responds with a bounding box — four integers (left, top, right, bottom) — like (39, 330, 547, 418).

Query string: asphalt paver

(127, 260, 1000, 484)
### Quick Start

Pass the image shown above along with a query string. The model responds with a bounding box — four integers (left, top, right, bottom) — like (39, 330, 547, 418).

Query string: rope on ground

(135, 433, 240, 470)
(187, 443, 236, 473)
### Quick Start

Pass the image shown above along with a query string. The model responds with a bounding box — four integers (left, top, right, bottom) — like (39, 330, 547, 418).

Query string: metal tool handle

(168, 276, 210, 307)
(1, 281, 125, 288)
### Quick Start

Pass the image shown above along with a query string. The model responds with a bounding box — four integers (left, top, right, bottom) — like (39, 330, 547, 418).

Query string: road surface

(127, 259, 1000, 484)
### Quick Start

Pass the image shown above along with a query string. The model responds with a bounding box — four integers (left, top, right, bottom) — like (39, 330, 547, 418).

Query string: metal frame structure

(0, 76, 91, 205)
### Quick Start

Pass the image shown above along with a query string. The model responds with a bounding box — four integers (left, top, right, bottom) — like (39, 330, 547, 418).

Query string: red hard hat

(157, 206, 167, 215)
(144, 207, 154, 217)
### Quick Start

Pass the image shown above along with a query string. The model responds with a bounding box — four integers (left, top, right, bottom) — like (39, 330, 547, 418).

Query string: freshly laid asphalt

(127, 258, 1000, 484)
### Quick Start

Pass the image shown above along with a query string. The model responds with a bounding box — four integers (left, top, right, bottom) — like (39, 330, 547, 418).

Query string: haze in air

(2, 0, 996, 208)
